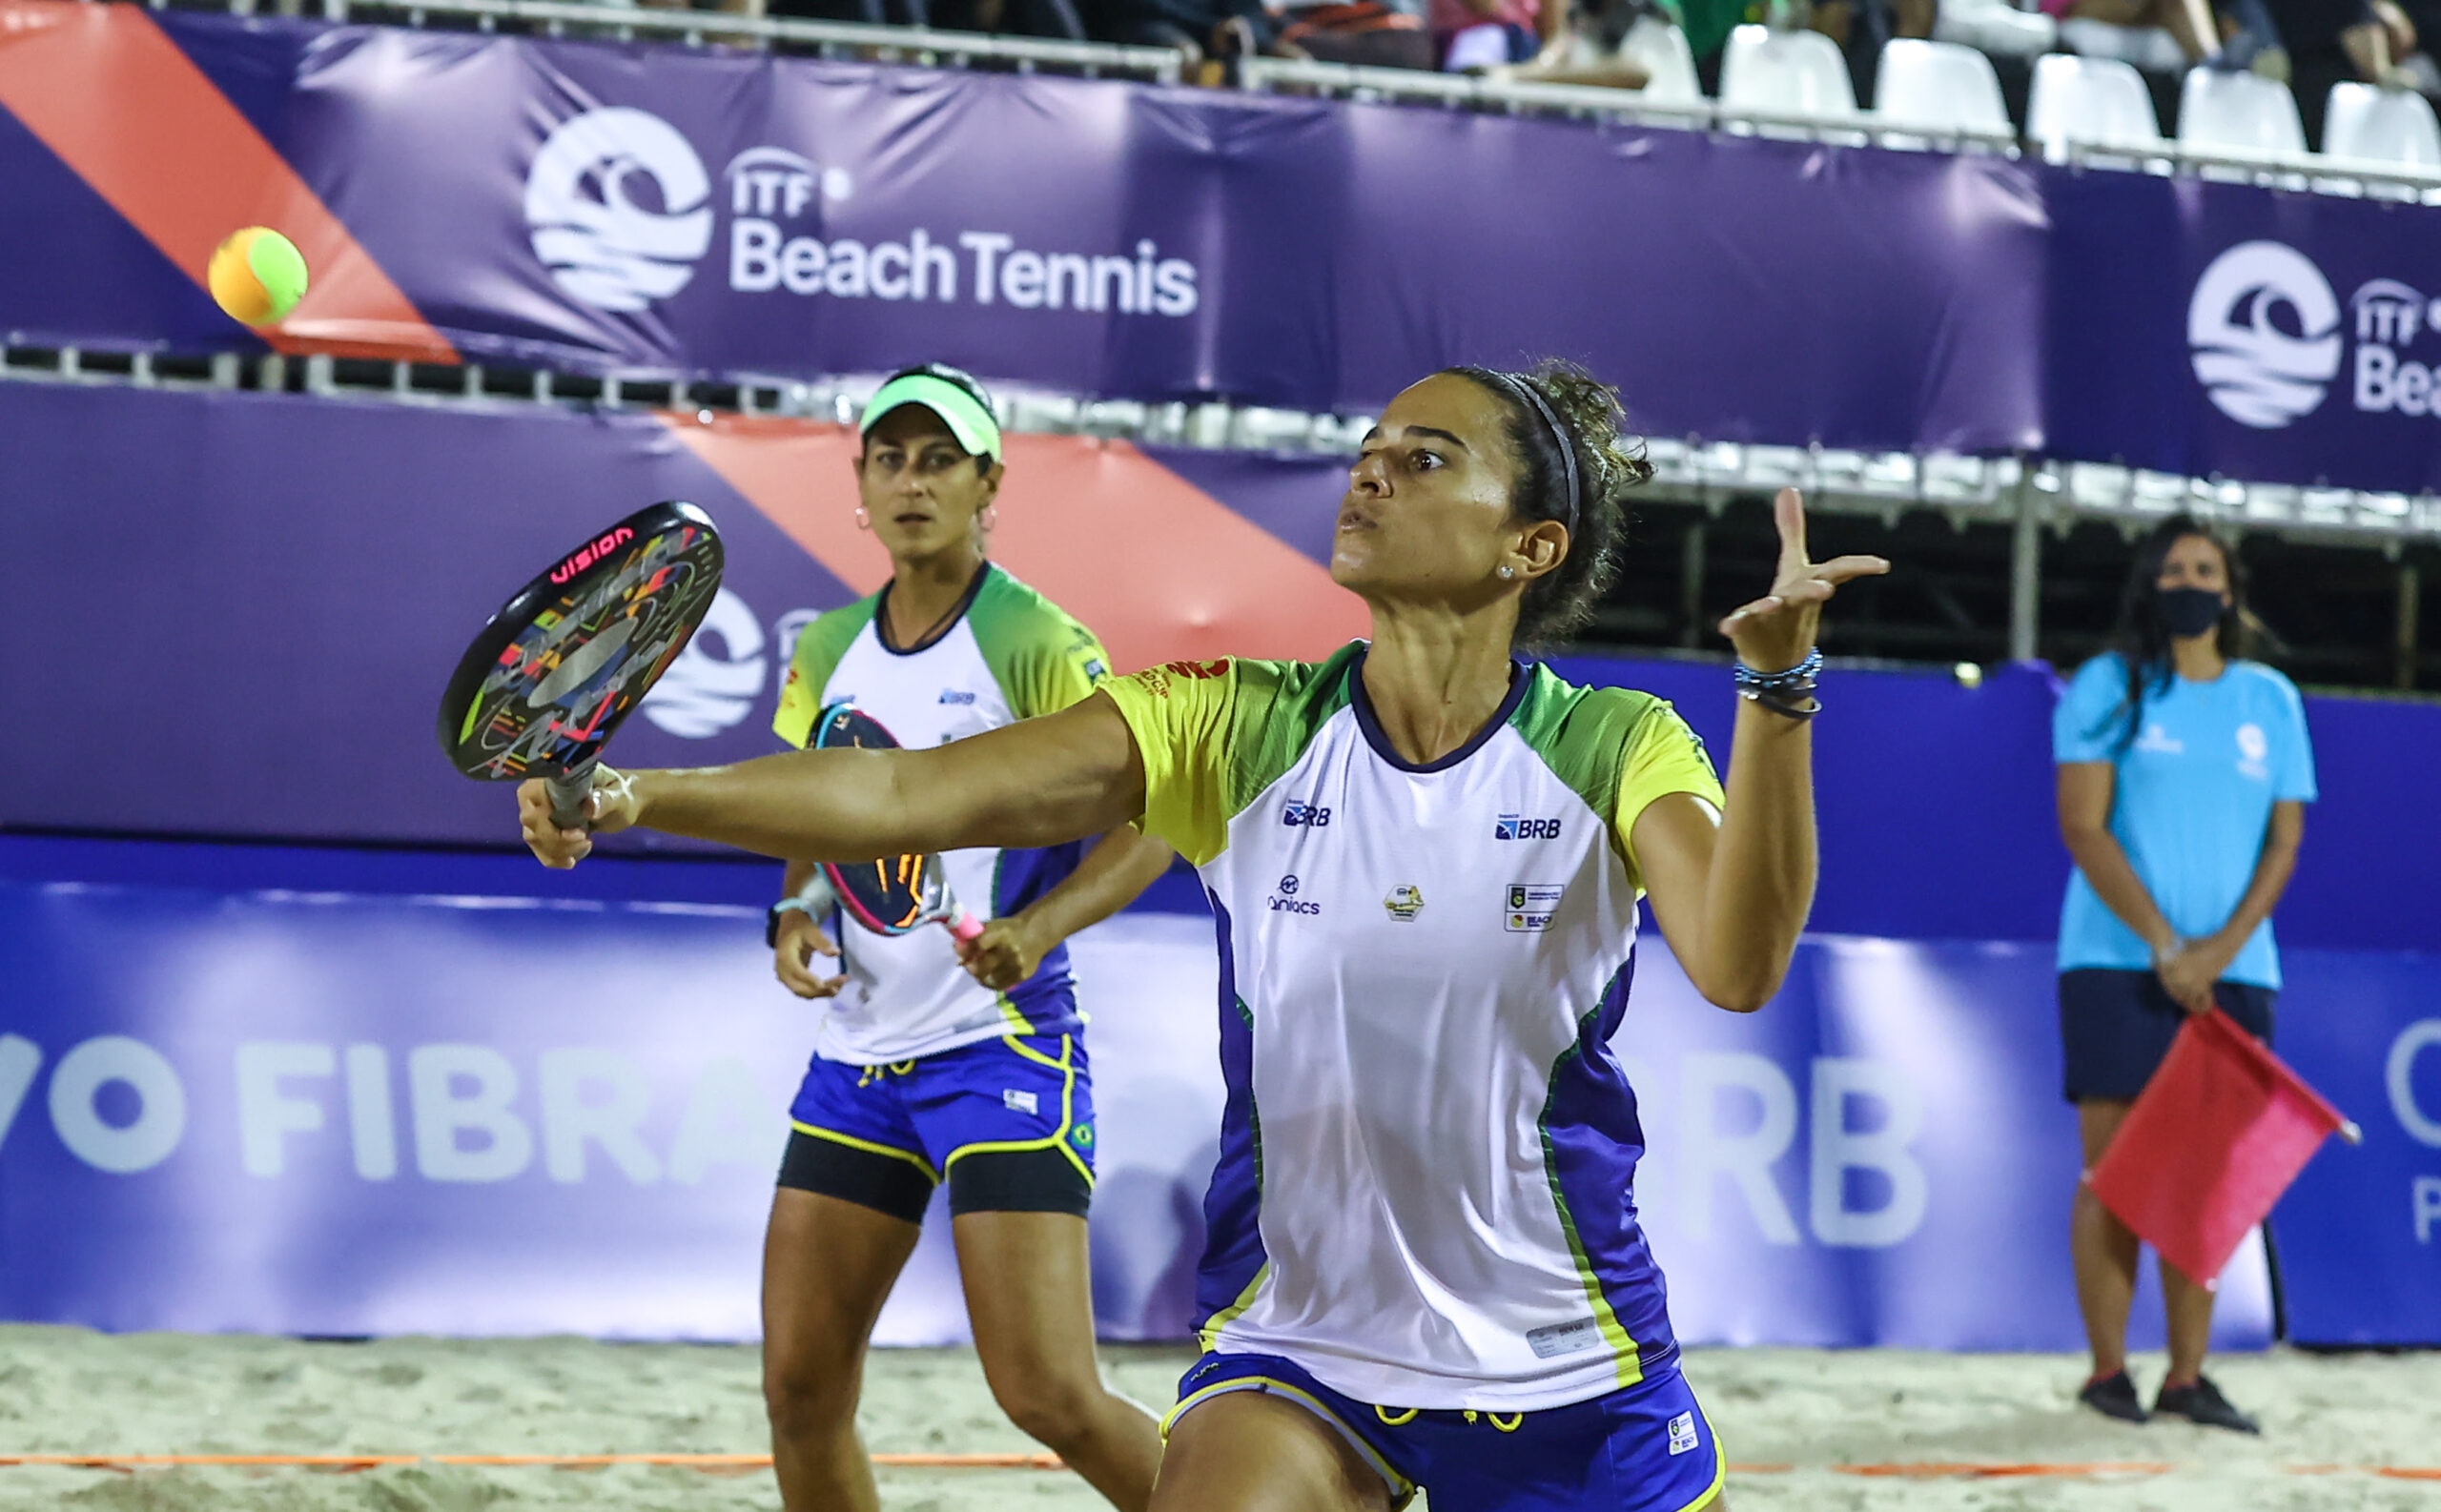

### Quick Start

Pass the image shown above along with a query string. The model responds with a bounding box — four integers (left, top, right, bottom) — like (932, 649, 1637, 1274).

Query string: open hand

(516, 766, 639, 869)
(1717, 488, 1891, 672)
(773, 910, 847, 1000)
(957, 916, 1047, 994)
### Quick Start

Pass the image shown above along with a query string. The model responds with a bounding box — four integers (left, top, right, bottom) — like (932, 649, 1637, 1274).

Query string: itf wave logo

(2186, 241, 2343, 429)
(640, 589, 766, 738)
(525, 108, 715, 313)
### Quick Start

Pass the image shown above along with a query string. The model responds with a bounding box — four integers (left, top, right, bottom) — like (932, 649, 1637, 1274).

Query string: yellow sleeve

(1612, 704, 1724, 890)
(1097, 660, 1238, 867)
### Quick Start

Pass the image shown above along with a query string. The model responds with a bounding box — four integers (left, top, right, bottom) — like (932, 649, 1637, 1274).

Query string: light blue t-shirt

(2053, 654, 2316, 989)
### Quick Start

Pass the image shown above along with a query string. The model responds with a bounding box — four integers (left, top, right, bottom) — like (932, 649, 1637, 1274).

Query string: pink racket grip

(947, 909, 985, 944)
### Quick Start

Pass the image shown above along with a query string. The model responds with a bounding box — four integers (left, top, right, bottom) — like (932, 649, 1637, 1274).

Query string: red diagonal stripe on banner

(660, 415, 1369, 674)
(0, 0, 454, 361)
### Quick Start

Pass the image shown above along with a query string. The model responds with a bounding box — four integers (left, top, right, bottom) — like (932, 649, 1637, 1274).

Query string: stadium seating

(1720, 25, 1861, 121)
(2176, 68, 2308, 154)
(1874, 38, 2014, 136)
(2026, 52, 2164, 158)
(1620, 15, 1704, 106)
(2322, 80, 2441, 166)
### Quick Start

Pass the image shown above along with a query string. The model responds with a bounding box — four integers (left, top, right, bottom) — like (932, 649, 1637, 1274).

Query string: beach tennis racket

(809, 702, 985, 944)
(438, 501, 724, 828)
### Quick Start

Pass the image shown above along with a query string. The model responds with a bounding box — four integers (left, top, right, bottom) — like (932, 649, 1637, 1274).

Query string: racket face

(810, 704, 956, 937)
(438, 501, 723, 784)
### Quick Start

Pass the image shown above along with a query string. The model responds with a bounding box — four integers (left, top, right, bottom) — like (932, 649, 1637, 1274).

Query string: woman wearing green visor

(759, 364, 1173, 1512)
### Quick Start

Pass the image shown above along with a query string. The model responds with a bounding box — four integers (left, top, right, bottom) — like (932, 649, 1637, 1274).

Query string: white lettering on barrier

(49, 1035, 185, 1174)
(236, 1042, 334, 1177)
(409, 1045, 533, 1182)
(2387, 1019, 2441, 1148)
(0, 1033, 40, 1151)
(1680, 1052, 1801, 1245)
(668, 1055, 785, 1185)
(345, 1044, 398, 1181)
(2414, 1177, 2441, 1244)
(1809, 1058, 1930, 1248)
(539, 1048, 662, 1185)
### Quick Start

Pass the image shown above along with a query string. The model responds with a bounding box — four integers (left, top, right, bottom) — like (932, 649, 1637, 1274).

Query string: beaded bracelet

(1733, 647, 1823, 722)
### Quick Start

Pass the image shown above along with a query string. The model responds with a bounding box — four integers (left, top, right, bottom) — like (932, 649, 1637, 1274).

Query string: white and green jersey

(1104, 644, 1723, 1411)
(773, 563, 1110, 1065)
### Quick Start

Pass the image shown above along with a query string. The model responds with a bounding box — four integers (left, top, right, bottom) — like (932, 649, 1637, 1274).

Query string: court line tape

(3, 1454, 2436, 1479)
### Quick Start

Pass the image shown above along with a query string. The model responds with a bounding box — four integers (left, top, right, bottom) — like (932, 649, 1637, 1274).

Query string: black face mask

(2158, 586, 2226, 640)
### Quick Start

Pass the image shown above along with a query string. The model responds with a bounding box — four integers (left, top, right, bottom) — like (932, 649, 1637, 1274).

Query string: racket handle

(545, 765, 595, 830)
(948, 909, 985, 944)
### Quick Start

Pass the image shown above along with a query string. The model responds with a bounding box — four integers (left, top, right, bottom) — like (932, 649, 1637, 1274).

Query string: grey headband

(1487, 371, 1580, 541)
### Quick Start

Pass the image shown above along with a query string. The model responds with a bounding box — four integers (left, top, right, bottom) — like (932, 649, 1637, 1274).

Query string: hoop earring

(853, 505, 871, 531)
(979, 505, 998, 533)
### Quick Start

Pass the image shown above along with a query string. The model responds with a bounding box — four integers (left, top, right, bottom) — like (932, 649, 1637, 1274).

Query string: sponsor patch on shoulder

(1525, 1318, 1604, 1359)
(1668, 1410, 1699, 1456)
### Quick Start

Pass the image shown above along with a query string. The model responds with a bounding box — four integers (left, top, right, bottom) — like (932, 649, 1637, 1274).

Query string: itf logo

(640, 589, 766, 738)
(525, 108, 715, 313)
(2187, 241, 2342, 429)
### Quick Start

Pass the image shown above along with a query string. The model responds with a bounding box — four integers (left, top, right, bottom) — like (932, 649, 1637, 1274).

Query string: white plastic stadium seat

(1930, 0, 2056, 58)
(2026, 52, 2164, 158)
(1874, 38, 2013, 135)
(2176, 68, 2306, 154)
(1621, 15, 1704, 105)
(2323, 80, 2441, 166)
(1720, 25, 1860, 121)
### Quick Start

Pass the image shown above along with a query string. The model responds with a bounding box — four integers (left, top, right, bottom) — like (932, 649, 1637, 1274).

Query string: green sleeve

(969, 566, 1113, 721)
(772, 598, 878, 748)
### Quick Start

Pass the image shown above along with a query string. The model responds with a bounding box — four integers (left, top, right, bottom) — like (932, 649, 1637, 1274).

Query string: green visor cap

(859, 370, 1002, 464)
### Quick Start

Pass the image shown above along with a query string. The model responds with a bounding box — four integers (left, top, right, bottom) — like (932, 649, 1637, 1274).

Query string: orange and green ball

(207, 227, 309, 326)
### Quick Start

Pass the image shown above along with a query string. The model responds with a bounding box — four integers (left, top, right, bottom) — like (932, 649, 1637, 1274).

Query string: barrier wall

(7, 2, 2441, 490)
(5, 840, 2433, 1348)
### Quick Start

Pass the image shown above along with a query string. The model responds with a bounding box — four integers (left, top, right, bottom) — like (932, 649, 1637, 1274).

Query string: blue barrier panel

(2, 869, 2301, 1351)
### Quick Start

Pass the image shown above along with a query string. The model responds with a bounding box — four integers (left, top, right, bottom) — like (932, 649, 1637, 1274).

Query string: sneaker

(2078, 1370, 2148, 1423)
(2154, 1375, 2261, 1434)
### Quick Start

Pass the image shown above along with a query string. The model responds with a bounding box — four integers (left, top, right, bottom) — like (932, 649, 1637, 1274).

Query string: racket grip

(948, 909, 985, 944)
(545, 766, 594, 830)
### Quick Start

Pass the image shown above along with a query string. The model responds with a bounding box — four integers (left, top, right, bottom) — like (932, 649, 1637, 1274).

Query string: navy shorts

(1163, 1352, 1725, 1512)
(2059, 968, 2276, 1103)
(778, 1030, 1096, 1223)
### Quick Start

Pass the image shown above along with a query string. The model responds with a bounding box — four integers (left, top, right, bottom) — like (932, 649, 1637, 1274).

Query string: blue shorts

(1163, 1352, 1726, 1512)
(2059, 969, 2276, 1103)
(781, 1030, 1096, 1223)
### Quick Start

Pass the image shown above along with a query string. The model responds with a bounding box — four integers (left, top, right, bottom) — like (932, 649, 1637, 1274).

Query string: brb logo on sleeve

(526, 109, 715, 313)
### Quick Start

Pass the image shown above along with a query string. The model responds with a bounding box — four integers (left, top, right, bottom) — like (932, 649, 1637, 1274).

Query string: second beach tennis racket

(439, 501, 723, 827)
(810, 702, 986, 944)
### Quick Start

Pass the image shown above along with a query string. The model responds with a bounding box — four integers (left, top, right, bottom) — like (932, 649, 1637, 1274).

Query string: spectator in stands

(2258, 0, 2411, 144)
(2042, 0, 2224, 66)
(1473, 0, 1656, 83)
(1432, 0, 1566, 68)
(2053, 515, 2315, 1436)
(1082, 0, 1300, 65)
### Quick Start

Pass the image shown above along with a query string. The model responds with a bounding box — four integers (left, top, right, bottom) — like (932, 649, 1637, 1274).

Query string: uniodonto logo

(2188, 241, 2343, 429)
(525, 107, 715, 313)
(640, 589, 766, 738)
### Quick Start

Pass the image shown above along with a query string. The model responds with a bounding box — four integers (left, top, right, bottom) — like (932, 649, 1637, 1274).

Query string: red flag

(2087, 1009, 2356, 1289)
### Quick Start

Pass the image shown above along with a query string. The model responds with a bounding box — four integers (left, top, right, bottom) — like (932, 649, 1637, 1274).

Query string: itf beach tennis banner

(10, 6, 2441, 491)
(0, 869, 2304, 1351)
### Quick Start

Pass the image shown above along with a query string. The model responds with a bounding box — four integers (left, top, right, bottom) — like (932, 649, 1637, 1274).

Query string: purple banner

(2045, 170, 2441, 495)
(0, 7, 2041, 455)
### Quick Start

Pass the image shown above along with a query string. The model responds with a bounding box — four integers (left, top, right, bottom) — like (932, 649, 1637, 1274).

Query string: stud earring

(1498, 565, 1517, 580)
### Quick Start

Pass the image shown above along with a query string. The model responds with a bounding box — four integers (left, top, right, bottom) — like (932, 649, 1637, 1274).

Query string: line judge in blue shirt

(2053, 515, 2316, 1438)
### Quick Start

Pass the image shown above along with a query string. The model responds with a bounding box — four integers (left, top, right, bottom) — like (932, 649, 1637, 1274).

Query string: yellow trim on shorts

(939, 1033, 1096, 1190)
(790, 1120, 940, 1184)
(1670, 1403, 1728, 1512)
(1161, 1376, 1417, 1506)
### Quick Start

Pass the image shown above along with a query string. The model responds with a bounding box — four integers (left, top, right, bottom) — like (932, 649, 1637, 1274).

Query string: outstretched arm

(519, 692, 1147, 868)
(1634, 488, 1888, 1013)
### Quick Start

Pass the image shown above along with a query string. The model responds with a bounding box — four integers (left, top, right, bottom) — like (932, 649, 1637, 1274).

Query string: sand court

(1, 1327, 2433, 1510)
